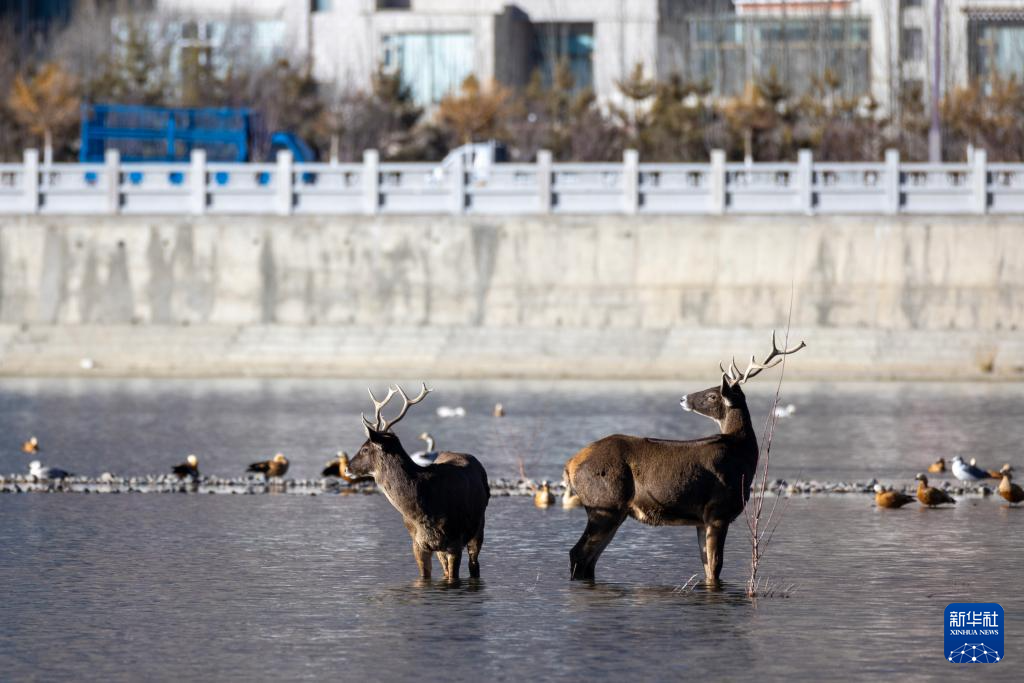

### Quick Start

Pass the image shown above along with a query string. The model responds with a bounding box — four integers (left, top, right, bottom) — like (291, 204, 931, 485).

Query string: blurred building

(147, 0, 1024, 109)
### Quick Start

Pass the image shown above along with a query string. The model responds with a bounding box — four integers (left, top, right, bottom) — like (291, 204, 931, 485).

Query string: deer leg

(413, 542, 432, 579)
(446, 549, 463, 582)
(436, 552, 451, 580)
(704, 523, 728, 586)
(569, 508, 626, 580)
(696, 525, 709, 578)
(467, 527, 484, 579)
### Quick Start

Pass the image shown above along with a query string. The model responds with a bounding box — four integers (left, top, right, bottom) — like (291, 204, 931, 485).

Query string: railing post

(189, 149, 206, 215)
(709, 149, 726, 215)
(22, 149, 39, 214)
(884, 148, 900, 215)
(623, 149, 639, 214)
(275, 149, 293, 216)
(362, 149, 379, 215)
(449, 151, 465, 214)
(972, 148, 988, 215)
(797, 148, 813, 215)
(537, 149, 552, 213)
(104, 148, 120, 214)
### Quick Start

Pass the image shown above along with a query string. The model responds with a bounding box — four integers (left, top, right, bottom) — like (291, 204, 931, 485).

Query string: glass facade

(531, 22, 594, 91)
(970, 19, 1024, 82)
(381, 33, 475, 105)
(902, 27, 923, 61)
(671, 16, 871, 97)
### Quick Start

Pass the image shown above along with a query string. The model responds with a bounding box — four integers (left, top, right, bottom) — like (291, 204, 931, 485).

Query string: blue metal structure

(269, 132, 316, 165)
(80, 104, 254, 163)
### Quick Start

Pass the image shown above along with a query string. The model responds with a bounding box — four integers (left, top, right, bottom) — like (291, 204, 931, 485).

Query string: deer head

(680, 331, 806, 431)
(347, 382, 432, 479)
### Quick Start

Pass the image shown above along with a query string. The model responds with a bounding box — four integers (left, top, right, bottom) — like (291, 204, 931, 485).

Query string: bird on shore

(969, 457, 1006, 480)
(22, 437, 40, 454)
(998, 466, 1024, 506)
(772, 404, 796, 418)
(28, 460, 72, 481)
(436, 406, 465, 418)
(248, 453, 289, 480)
(171, 454, 200, 480)
(493, 403, 505, 417)
(927, 457, 946, 473)
(915, 473, 956, 507)
(322, 452, 357, 483)
(987, 462, 1011, 479)
(534, 481, 555, 508)
(874, 484, 914, 509)
(409, 433, 439, 467)
(951, 455, 988, 483)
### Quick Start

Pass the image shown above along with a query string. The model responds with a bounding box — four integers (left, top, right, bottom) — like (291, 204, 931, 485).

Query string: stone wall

(0, 214, 1021, 378)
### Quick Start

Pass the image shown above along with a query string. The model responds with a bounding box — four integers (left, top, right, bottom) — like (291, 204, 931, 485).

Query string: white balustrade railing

(0, 147, 1020, 216)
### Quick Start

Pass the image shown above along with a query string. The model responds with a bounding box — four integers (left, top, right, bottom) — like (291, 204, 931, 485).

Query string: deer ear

(720, 375, 734, 406)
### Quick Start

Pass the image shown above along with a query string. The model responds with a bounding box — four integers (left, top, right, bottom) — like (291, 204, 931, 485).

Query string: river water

(1, 379, 1021, 680)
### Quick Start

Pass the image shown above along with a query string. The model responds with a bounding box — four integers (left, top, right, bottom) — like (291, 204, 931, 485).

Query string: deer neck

(720, 403, 755, 442)
(373, 450, 420, 509)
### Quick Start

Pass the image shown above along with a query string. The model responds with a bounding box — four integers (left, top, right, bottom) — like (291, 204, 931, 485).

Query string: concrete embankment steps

(1, 324, 1022, 379)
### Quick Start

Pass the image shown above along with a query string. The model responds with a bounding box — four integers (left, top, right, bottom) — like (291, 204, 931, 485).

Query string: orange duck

(874, 484, 914, 509)
(915, 474, 956, 507)
(998, 466, 1024, 506)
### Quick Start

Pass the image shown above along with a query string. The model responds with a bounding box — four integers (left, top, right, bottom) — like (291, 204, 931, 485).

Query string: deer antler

(379, 382, 432, 433)
(722, 331, 806, 387)
(362, 386, 398, 433)
(719, 358, 741, 385)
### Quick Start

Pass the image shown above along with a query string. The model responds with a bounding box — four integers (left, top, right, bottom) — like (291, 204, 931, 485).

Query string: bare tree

(744, 312, 798, 598)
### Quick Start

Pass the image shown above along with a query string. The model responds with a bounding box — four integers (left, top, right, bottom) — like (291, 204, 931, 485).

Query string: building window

(902, 28, 923, 61)
(311, 0, 332, 11)
(678, 16, 871, 98)
(377, 0, 411, 9)
(970, 17, 1024, 82)
(901, 0, 922, 8)
(531, 23, 594, 91)
(381, 33, 474, 105)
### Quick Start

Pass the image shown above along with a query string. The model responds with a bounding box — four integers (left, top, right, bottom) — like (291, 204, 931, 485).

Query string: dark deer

(564, 332, 805, 584)
(346, 383, 489, 582)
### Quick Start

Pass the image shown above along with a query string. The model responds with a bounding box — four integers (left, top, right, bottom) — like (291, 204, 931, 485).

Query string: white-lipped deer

(345, 383, 489, 582)
(563, 332, 806, 584)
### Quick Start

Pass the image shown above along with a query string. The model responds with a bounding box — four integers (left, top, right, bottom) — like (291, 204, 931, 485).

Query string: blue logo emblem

(945, 603, 1003, 663)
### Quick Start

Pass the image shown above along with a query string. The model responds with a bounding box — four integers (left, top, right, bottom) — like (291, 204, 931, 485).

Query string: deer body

(372, 445, 488, 574)
(571, 431, 757, 528)
(565, 332, 803, 584)
(348, 384, 489, 582)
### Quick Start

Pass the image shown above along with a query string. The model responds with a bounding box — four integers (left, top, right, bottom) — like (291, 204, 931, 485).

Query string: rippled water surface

(1, 379, 1022, 680)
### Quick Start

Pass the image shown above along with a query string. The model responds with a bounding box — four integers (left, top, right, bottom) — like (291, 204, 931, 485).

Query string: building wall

(0, 214, 1021, 379)
(304, 0, 658, 104)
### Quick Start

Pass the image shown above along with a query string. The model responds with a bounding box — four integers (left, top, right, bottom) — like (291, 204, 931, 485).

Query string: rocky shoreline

(0, 474, 1001, 498)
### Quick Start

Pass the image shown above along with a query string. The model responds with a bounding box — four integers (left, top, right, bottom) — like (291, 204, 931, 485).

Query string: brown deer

(345, 383, 489, 582)
(563, 332, 805, 584)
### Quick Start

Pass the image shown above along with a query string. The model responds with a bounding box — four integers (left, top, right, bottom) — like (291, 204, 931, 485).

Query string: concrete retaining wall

(1, 215, 1021, 379)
